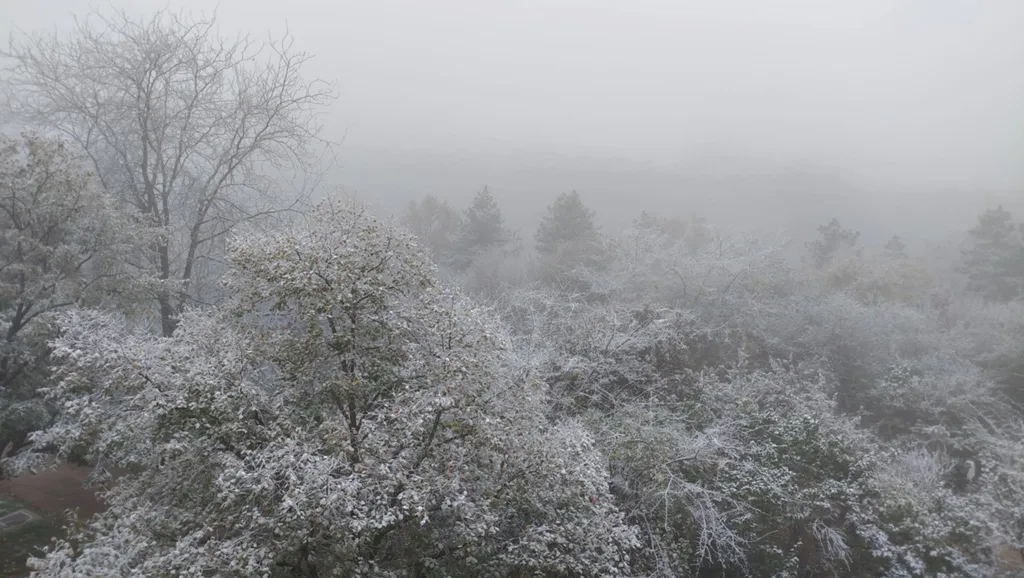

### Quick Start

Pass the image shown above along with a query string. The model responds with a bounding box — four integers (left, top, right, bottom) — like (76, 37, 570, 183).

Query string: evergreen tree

(534, 190, 598, 255)
(401, 194, 461, 265)
(454, 187, 511, 269)
(884, 235, 907, 259)
(806, 218, 860, 269)
(960, 206, 1024, 302)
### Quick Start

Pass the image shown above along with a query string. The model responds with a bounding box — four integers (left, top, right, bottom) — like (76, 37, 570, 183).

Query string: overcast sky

(3, 0, 1023, 230)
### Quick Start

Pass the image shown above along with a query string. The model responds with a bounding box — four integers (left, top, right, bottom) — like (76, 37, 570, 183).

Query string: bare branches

(2, 8, 337, 334)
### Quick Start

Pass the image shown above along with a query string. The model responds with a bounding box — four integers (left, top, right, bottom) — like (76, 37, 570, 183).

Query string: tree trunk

(158, 242, 178, 337)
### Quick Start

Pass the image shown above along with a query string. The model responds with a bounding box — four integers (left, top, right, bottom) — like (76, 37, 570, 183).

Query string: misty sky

(3, 0, 1023, 236)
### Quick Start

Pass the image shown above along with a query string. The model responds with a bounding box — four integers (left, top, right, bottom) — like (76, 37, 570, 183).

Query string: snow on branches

(20, 198, 637, 577)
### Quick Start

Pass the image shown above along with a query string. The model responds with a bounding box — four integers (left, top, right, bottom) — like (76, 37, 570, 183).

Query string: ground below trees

(0, 461, 103, 577)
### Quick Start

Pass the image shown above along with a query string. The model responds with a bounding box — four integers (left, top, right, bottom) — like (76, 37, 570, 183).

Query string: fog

(6, 4, 1024, 573)
(4, 0, 1023, 240)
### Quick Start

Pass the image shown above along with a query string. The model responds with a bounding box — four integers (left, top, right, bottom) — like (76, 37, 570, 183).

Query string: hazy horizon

(4, 0, 1023, 240)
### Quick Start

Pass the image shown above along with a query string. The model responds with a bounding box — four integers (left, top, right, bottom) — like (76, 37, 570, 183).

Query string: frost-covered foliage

(858, 447, 995, 578)
(948, 300, 1024, 401)
(4, 9, 1024, 575)
(591, 365, 878, 576)
(820, 253, 935, 306)
(18, 199, 637, 577)
(0, 133, 142, 465)
(495, 214, 1024, 577)
(3, 8, 335, 336)
(9, 185, 1024, 577)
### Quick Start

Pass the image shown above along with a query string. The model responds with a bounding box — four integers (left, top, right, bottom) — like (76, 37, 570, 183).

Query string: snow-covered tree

(632, 211, 712, 253)
(497, 213, 1019, 577)
(806, 218, 860, 269)
(2, 8, 335, 336)
(401, 194, 462, 267)
(959, 206, 1024, 303)
(17, 198, 637, 577)
(454, 187, 513, 266)
(819, 254, 933, 307)
(534, 191, 599, 257)
(0, 133, 140, 465)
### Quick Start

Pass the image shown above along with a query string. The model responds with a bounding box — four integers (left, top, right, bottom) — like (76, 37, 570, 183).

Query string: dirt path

(0, 461, 105, 577)
(0, 461, 105, 520)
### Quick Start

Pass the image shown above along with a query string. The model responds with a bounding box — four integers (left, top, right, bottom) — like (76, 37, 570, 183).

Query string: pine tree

(534, 190, 598, 255)
(806, 218, 860, 269)
(401, 194, 461, 265)
(960, 206, 1024, 302)
(884, 235, 907, 259)
(454, 187, 511, 269)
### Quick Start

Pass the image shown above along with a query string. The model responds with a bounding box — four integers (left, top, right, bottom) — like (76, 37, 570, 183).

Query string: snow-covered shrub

(852, 448, 995, 578)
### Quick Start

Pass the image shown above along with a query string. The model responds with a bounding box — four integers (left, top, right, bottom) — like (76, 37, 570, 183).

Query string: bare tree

(2, 8, 336, 335)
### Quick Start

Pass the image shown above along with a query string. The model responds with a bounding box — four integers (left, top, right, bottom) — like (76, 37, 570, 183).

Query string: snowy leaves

(19, 193, 1024, 577)
(0, 133, 146, 476)
(23, 197, 636, 577)
(499, 211, 1024, 576)
(0, 134, 134, 391)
